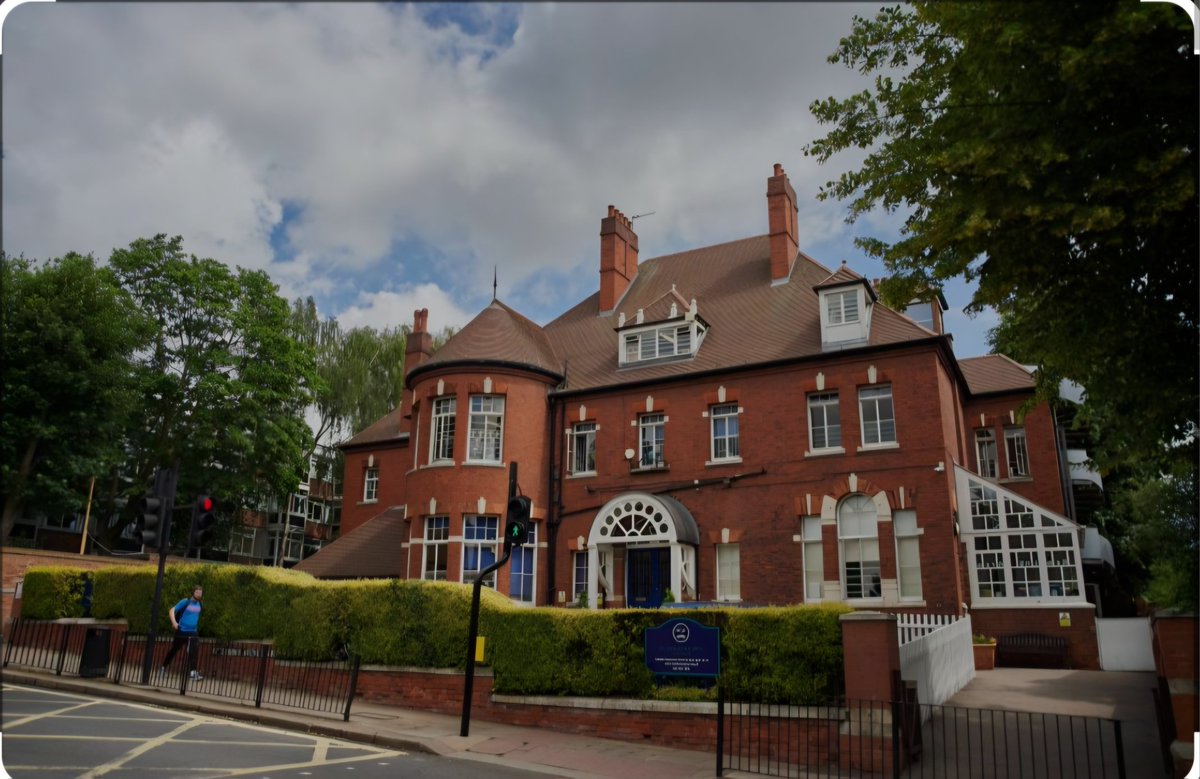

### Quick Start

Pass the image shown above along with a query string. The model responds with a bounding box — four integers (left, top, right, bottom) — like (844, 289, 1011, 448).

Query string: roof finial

(493, 266, 498, 301)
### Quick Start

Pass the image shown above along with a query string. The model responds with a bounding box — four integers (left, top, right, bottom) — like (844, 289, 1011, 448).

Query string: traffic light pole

(460, 462, 518, 737)
(140, 466, 177, 685)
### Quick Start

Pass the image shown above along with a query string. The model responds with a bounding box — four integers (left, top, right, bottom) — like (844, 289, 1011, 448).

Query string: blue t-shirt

(173, 597, 202, 634)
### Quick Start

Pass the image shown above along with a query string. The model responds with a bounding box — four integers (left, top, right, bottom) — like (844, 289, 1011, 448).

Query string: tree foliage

(1, 254, 150, 540)
(105, 235, 318, 548)
(291, 297, 408, 451)
(807, 1, 1198, 473)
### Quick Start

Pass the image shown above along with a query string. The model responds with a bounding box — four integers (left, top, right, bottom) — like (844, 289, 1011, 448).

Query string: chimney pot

(774, 163, 784, 177)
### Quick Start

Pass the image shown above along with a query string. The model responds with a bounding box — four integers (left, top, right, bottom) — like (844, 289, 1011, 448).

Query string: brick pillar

(839, 611, 901, 775)
(1151, 614, 1198, 778)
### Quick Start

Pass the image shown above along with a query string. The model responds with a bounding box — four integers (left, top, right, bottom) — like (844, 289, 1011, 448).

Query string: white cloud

(335, 285, 475, 335)
(3, 1, 933, 336)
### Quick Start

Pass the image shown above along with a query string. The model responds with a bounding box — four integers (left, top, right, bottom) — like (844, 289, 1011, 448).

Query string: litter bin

(79, 627, 110, 678)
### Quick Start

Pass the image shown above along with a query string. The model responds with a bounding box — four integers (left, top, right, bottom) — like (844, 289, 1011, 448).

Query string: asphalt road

(0, 684, 540, 779)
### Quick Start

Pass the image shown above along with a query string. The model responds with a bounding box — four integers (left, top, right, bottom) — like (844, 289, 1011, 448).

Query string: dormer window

(619, 320, 707, 367)
(817, 280, 874, 351)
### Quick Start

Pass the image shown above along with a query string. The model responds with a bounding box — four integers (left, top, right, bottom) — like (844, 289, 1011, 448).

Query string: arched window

(839, 494, 881, 599)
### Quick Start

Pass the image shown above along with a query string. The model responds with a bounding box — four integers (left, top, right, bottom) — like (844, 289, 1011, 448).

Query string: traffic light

(190, 495, 215, 548)
(504, 495, 532, 547)
(138, 485, 164, 550)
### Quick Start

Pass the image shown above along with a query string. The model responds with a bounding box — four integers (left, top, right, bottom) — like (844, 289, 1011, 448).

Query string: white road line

(214, 748, 409, 778)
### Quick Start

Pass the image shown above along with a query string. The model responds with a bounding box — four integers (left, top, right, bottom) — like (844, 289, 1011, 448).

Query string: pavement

(2, 666, 1168, 778)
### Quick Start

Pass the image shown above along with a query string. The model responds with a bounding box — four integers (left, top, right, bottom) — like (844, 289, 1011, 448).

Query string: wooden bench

(996, 633, 1070, 669)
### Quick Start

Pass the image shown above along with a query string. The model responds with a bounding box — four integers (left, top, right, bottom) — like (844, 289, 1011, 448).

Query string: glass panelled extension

(956, 467, 1086, 605)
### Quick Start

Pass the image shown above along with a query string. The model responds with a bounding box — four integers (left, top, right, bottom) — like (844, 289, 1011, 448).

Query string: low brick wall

(968, 606, 1099, 670)
(1151, 614, 1198, 779)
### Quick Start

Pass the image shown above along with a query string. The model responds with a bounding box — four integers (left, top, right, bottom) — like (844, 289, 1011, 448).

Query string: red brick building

(301, 164, 1097, 658)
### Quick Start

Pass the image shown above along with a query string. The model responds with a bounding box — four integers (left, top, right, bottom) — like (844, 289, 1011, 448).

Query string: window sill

(705, 457, 743, 467)
(424, 460, 456, 469)
(999, 476, 1033, 484)
(567, 471, 597, 479)
(857, 442, 900, 453)
(805, 447, 845, 458)
(357, 499, 379, 507)
(630, 464, 670, 474)
(463, 461, 506, 468)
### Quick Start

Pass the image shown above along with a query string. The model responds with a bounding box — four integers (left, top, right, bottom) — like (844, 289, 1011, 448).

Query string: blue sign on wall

(644, 618, 720, 677)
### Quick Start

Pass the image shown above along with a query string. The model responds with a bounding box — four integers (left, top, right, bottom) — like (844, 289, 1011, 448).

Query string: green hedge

(18, 564, 850, 702)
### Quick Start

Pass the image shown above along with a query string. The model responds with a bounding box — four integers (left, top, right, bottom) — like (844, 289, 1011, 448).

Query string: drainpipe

(545, 394, 563, 606)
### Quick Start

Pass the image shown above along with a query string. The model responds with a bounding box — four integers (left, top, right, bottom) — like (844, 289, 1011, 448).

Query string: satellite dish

(624, 448, 636, 461)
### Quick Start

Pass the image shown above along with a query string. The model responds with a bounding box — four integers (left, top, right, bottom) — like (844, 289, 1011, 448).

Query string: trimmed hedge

(18, 564, 850, 702)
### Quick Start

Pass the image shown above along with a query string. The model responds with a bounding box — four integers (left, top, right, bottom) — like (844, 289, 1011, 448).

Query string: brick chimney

(767, 163, 799, 283)
(599, 205, 639, 313)
(406, 308, 433, 372)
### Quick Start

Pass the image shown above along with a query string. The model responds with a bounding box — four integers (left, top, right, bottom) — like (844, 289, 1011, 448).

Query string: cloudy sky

(2, 2, 996, 355)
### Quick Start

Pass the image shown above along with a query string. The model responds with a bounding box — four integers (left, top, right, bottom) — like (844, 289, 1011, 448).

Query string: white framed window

(289, 493, 307, 516)
(569, 422, 597, 475)
(509, 523, 537, 603)
(859, 386, 896, 446)
(422, 516, 449, 581)
(639, 413, 666, 468)
(808, 393, 841, 450)
(230, 527, 257, 557)
(802, 517, 824, 601)
(959, 472, 1086, 604)
(467, 395, 504, 463)
(430, 396, 456, 462)
(904, 301, 935, 329)
(975, 429, 998, 478)
(710, 404, 740, 461)
(307, 500, 326, 524)
(827, 290, 860, 325)
(1005, 427, 1030, 477)
(620, 321, 706, 366)
(462, 515, 499, 588)
(363, 467, 379, 502)
(838, 495, 881, 599)
(716, 544, 741, 601)
(893, 510, 923, 599)
(1043, 532, 1081, 597)
(573, 551, 589, 601)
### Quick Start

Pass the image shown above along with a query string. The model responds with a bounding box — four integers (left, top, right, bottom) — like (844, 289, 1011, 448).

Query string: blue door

(627, 548, 669, 608)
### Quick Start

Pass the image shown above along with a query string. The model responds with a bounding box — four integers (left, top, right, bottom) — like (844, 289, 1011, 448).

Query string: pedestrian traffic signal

(138, 488, 164, 550)
(190, 495, 215, 548)
(504, 495, 532, 547)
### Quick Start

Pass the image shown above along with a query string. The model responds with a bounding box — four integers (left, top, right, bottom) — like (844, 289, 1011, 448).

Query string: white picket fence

(897, 613, 975, 710)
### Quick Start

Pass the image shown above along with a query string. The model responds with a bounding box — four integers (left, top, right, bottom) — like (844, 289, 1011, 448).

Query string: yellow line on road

(216, 748, 409, 777)
(77, 717, 206, 779)
(4, 700, 97, 730)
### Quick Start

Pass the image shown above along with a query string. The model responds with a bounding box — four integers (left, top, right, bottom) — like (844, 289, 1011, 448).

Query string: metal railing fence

(4, 620, 359, 722)
(718, 694, 1127, 779)
(113, 633, 360, 720)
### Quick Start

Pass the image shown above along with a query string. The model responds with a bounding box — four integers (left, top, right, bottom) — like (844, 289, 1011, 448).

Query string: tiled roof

(411, 299, 562, 379)
(958, 355, 1036, 394)
(292, 509, 406, 579)
(543, 235, 933, 392)
(340, 406, 408, 449)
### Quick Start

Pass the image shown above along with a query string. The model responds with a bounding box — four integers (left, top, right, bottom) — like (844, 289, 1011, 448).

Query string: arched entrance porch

(586, 493, 699, 608)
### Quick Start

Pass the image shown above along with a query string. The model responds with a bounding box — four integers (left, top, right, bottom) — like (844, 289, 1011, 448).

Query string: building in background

(230, 445, 341, 567)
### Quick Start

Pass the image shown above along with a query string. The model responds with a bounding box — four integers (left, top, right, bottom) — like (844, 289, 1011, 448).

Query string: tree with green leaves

(806, 1, 1197, 474)
(291, 297, 409, 456)
(1, 253, 150, 542)
(104, 235, 318, 550)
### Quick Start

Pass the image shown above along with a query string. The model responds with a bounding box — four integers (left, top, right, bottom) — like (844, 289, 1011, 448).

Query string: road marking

(77, 716, 207, 779)
(4, 700, 98, 730)
(216, 748, 409, 777)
